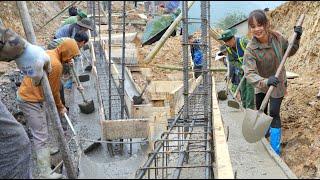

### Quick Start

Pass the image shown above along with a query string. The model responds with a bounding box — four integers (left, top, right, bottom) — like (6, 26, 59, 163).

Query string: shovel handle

(139, 79, 150, 97)
(259, 14, 305, 111)
(64, 113, 76, 136)
(70, 62, 87, 102)
(233, 76, 245, 98)
(41, 74, 77, 178)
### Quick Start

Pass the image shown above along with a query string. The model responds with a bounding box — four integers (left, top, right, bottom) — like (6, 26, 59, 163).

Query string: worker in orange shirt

(17, 39, 80, 179)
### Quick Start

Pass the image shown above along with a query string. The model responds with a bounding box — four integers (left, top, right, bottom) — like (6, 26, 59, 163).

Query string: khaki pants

(18, 101, 48, 150)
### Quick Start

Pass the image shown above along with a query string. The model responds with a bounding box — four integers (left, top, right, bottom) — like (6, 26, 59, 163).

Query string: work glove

(15, 42, 51, 85)
(294, 26, 303, 40)
(267, 75, 279, 87)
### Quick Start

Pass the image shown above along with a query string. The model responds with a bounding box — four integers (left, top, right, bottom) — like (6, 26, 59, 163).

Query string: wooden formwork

(211, 76, 234, 179)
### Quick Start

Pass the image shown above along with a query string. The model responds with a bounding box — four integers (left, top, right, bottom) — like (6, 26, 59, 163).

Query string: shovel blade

(79, 100, 95, 114)
(217, 90, 227, 100)
(133, 96, 144, 105)
(242, 108, 273, 143)
(227, 100, 240, 109)
(85, 65, 92, 72)
(79, 74, 90, 82)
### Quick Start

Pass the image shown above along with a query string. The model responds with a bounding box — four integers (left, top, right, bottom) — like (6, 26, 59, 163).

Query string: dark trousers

(194, 65, 202, 79)
(255, 93, 283, 128)
(60, 84, 65, 106)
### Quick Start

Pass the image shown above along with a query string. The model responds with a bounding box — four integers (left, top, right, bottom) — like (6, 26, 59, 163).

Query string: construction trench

(1, 1, 317, 179)
(46, 1, 299, 179)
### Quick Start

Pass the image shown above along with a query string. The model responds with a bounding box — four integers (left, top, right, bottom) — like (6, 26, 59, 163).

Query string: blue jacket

(191, 39, 203, 67)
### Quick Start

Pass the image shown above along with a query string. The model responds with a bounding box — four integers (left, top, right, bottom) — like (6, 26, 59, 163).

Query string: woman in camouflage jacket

(243, 9, 302, 155)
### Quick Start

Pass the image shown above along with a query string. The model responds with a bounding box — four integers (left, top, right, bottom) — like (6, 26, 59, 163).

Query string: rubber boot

(36, 147, 62, 179)
(269, 127, 281, 155)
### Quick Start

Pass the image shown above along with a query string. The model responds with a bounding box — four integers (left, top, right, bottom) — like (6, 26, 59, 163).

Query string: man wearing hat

(61, 9, 88, 26)
(218, 29, 254, 109)
(54, 17, 93, 39)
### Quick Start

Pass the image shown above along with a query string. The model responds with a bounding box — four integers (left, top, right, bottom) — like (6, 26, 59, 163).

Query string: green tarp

(142, 14, 176, 45)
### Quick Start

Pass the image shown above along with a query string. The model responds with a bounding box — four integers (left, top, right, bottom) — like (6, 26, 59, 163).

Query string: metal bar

(138, 165, 212, 170)
(80, 137, 148, 144)
(150, 150, 211, 154)
(121, 0, 126, 119)
(93, 1, 96, 42)
(201, 1, 209, 121)
(135, 111, 183, 179)
(182, 0, 189, 136)
(171, 120, 196, 179)
(108, 1, 112, 120)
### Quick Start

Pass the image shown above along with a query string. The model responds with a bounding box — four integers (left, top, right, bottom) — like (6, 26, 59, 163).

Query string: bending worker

(47, 32, 88, 109)
(218, 29, 255, 109)
(0, 20, 51, 178)
(54, 17, 93, 39)
(17, 39, 80, 178)
(243, 9, 302, 155)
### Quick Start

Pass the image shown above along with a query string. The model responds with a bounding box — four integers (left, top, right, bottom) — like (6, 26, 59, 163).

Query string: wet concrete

(68, 47, 149, 179)
(215, 81, 292, 179)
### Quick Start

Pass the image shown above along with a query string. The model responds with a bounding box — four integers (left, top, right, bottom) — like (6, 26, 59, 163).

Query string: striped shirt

(243, 31, 300, 98)
(47, 37, 69, 50)
(55, 24, 79, 39)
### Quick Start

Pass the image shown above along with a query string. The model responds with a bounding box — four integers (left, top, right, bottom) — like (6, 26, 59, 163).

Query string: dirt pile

(268, 1, 320, 178)
(0, 1, 69, 46)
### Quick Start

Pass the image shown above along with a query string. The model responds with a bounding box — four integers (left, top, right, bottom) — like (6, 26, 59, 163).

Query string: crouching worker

(17, 39, 80, 178)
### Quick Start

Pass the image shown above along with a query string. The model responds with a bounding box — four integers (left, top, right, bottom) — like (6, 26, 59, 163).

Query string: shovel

(70, 62, 95, 114)
(77, 53, 91, 82)
(133, 79, 150, 105)
(227, 76, 245, 109)
(218, 59, 231, 100)
(242, 14, 305, 143)
(217, 77, 229, 100)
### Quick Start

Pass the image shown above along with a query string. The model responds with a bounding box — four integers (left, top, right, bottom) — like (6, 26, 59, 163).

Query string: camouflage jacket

(243, 31, 300, 98)
(0, 25, 26, 62)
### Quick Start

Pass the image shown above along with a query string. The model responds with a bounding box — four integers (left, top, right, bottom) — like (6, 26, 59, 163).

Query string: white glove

(15, 42, 51, 85)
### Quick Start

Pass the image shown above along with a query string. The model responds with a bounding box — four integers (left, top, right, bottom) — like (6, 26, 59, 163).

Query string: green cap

(218, 29, 236, 41)
(77, 9, 87, 18)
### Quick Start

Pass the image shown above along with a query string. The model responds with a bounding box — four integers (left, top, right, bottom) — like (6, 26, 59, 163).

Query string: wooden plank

(132, 104, 170, 119)
(102, 119, 149, 140)
(211, 76, 234, 179)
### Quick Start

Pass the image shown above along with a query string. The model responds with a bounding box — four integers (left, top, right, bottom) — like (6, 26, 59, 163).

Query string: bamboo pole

(16, 1, 37, 44)
(16, 1, 77, 178)
(209, 28, 224, 45)
(144, 1, 195, 64)
(155, 64, 227, 72)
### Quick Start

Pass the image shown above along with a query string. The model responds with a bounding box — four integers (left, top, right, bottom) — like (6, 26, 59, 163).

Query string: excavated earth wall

(267, 1, 320, 178)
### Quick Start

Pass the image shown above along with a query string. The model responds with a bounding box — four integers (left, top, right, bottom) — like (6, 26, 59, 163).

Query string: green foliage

(215, 11, 247, 30)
